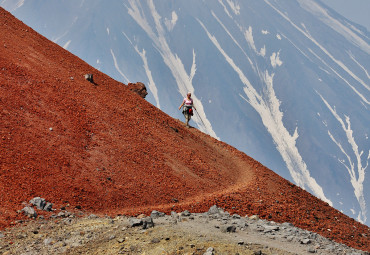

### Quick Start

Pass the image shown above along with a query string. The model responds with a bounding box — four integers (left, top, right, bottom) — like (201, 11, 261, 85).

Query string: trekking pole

(194, 108, 206, 128)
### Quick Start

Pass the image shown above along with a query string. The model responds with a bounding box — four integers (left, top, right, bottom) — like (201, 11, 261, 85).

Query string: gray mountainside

(2, 0, 369, 224)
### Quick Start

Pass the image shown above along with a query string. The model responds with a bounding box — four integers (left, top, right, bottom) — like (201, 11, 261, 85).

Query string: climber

(179, 92, 196, 127)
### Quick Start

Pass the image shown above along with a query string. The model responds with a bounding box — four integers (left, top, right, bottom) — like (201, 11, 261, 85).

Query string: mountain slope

(2, 0, 369, 225)
(0, 7, 369, 251)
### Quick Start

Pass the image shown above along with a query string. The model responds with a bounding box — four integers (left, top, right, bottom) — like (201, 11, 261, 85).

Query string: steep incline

(0, 8, 368, 251)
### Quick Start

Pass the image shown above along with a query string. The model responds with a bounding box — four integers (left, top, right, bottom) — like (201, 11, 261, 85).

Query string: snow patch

(106, 27, 110, 35)
(276, 34, 282, 40)
(262, 30, 269, 35)
(265, 0, 370, 105)
(318, 93, 369, 223)
(135, 47, 161, 108)
(244, 26, 266, 56)
(165, 11, 178, 31)
(199, 19, 332, 207)
(226, 0, 240, 15)
(110, 49, 130, 83)
(270, 51, 283, 68)
(0, 0, 24, 11)
(260, 45, 266, 57)
(348, 51, 370, 80)
(63, 40, 71, 50)
(297, 0, 370, 55)
(351, 209, 356, 215)
(218, 0, 232, 18)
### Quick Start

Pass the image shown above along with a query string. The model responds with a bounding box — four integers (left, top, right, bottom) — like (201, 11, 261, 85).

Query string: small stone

(151, 238, 160, 244)
(237, 240, 244, 245)
(129, 218, 142, 227)
(22, 206, 37, 218)
(249, 215, 259, 220)
(301, 239, 312, 244)
(221, 225, 236, 233)
(88, 214, 99, 219)
(108, 235, 116, 240)
(308, 247, 316, 253)
(232, 214, 241, 219)
(49, 127, 53, 131)
(263, 225, 279, 233)
(137, 214, 146, 219)
(142, 217, 154, 229)
(208, 205, 221, 215)
(150, 210, 165, 218)
(181, 210, 191, 217)
(117, 238, 125, 243)
(43, 202, 53, 212)
(30, 197, 47, 210)
(286, 236, 294, 242)
(204, 247, 214, 255)
(44, 238, 53, 246)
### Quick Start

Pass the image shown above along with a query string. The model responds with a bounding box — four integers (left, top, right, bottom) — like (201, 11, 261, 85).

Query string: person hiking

(179, 92, 196, 127)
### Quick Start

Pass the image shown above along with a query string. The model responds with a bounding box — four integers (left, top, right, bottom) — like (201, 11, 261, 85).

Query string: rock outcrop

(127, 82, 148, 98)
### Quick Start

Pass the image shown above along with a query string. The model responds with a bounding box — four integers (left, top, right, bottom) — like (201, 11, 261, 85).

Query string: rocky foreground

(0, 206, 367, 255)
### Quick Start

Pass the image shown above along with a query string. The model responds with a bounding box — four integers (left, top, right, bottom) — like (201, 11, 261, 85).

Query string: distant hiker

(179, 92, 196, 127)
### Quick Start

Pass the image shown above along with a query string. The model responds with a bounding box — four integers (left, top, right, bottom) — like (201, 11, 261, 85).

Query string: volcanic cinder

(0, 8, 369, 252)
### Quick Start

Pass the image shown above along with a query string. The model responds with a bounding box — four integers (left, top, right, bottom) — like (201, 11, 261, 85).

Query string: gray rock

(22, 206, 37, 218)
(171, 211, 179, 218)
(208, 205, 222, 215)
(117, 238, 125, 243)
(0, 232, 4, 238)
(301, 238, 312, 244)
(150, 238, 160, 244)
(62, 218, 73, 225)
(128, 218, 142, 227)
(203, 247, 214, 255)
(43, 238, 53, 245)
(142, 217, 154, 229)
(308, 247, 316, 253)
(30, 197, 46, 210)
(43, 202, 53, 212)
(282, 222, 294, 228)
(150, 210, 165, 218)
(57, 211, 71, 218)
(286, 236, 294, 242)
(221, 225, 236, 233)
(249, 215, 259, 220)
(181, 210, 191, 217)
(88, 214, 99, 219)
(263, 225, 279, 233)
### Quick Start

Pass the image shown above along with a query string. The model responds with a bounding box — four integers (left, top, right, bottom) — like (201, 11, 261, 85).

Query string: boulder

(127, 82, 148, 98)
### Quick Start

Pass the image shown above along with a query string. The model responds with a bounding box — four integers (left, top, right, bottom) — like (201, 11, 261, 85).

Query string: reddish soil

(0, 8, 369, 251)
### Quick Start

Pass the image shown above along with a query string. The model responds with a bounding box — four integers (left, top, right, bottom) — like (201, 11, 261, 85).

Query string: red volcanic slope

(0, 8, 369, 251)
